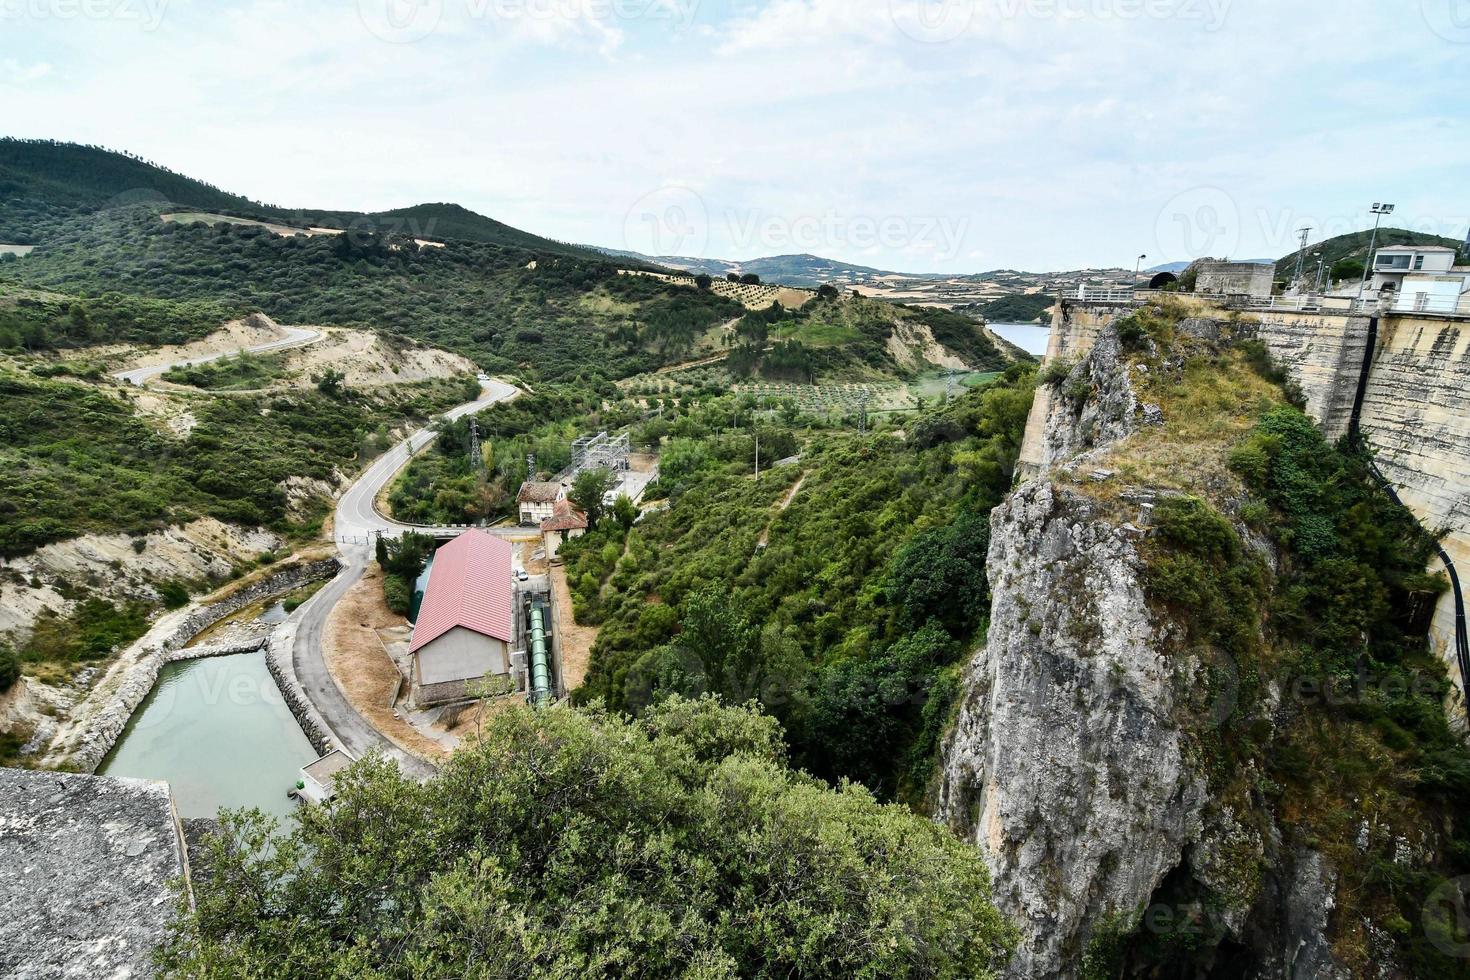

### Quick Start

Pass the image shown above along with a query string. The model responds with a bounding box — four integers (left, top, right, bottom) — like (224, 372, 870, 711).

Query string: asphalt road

(112, 325, 322, 386)
(288, 378, 522, 778)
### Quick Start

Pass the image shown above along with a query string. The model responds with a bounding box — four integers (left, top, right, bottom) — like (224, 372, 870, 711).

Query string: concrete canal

(98, 651, 318, 819)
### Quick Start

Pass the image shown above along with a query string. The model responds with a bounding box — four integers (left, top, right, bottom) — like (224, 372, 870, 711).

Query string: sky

(2, 0, 1468, 272)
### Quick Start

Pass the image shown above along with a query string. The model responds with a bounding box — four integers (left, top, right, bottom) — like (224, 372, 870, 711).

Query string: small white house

(1371, 245, 1459, 290)
(298, 749, 354, 805)
(1368, 245, 1470, 314)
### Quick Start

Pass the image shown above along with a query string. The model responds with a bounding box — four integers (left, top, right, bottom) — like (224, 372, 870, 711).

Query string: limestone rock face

(939, 480, 1209, 977)
(943, 314, 1361, 978)
(1034, 323, 1142, 475)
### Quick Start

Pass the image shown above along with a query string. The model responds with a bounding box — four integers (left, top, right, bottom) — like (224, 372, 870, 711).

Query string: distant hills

(0, 139, 608, 260)
(1272, 228, 1465, 280)
(592, 248, 916, 288)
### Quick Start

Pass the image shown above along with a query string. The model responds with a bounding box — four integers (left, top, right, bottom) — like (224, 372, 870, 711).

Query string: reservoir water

(98, 651, 318, 819)
(988, 322, 1052, 357)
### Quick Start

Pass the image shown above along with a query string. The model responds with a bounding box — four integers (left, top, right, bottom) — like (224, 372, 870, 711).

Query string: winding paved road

(112, 326, 322, 386)
(286, 378, 523, 778)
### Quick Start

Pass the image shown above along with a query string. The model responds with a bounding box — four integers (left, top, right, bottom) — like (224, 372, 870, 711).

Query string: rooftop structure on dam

(0, 768, 190, 979)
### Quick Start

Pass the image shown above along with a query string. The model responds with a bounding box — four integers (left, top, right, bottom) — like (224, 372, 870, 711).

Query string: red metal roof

(408, 530, 514, 654)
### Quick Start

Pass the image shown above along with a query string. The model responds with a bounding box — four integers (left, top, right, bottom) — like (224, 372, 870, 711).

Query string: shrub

(383, 575, 410, 616)
(161, 699, 1017, 978)
(158, 580, 190, 610)
(1039, 357, 1074, 386)
(0, 644, 19, 693)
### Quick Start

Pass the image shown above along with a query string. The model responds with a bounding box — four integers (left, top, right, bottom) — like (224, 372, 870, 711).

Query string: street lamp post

(1312, 252, 1325, 294)
(1356, 203, 1395, 304)
(1134, 254, 1147, 288)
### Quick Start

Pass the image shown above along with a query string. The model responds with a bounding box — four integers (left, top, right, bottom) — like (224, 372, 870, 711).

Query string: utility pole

(1356, 203, 1395, 304)
(468, 419, 484, 483)
(1292, 227, 1312, 290)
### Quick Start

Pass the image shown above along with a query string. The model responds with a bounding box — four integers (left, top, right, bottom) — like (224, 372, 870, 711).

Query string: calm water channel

(98, 651, 318, 819)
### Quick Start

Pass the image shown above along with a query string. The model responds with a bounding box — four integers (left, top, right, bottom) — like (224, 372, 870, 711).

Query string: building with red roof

(408, 529, 516, 706)
(539, 499, 589, 562)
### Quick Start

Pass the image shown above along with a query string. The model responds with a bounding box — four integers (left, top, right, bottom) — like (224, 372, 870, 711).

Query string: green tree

(1330, 257, 1366, 284)
(314, 367, 346, 398)
(570, 467, 618, 527)
(161, 698, 1015, 978)
(884, 512, 991, 636)
(612, 493, 638, 530)
(0, 644, 18, 693)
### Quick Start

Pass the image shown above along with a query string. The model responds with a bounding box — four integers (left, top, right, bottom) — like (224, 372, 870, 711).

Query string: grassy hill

(1273, 227, 1464, 280)
(0, 139, 607, 260)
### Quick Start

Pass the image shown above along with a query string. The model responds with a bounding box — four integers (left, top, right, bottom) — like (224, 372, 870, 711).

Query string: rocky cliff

(938, 302, 1455, 978)
(939, 480, 1210, 976)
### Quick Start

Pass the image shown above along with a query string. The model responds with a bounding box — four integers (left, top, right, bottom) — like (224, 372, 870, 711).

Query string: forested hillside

(1271, 227, 1464, 281)
(0, 367, 477, 557)
(561, 367, 1036, 801)
(0, 207, 743, 381)
(0, 139, 609, 259)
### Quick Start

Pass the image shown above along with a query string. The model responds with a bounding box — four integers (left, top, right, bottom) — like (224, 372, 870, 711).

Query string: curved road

(112, 325, 322, 386)
(287, 378, 522, 778)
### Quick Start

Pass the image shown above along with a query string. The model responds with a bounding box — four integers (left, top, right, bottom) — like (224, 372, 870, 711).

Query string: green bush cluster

(567, 367, 1036, 799)
(161, 698, 1016, 978)
(0, 369, 469, 557)
(0, 644, 19, 693)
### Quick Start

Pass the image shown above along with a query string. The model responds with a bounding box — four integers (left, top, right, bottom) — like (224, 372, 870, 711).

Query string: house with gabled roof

(540, 499, 589, 562)
(517, 480, 566, 526)
(409, 529, 515, 706)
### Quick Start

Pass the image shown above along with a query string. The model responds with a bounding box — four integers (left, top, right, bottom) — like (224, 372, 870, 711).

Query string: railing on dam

(1060, 287, 1470, 318)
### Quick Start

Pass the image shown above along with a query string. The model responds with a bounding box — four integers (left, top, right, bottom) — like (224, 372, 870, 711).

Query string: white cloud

(0, 0, 1466, 270)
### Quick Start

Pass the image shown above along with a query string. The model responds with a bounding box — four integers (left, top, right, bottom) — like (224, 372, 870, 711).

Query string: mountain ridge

(0, 139, 609, 261)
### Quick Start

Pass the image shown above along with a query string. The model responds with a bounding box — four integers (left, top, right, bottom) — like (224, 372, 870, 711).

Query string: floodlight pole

(1356, 203, 1395, 304)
